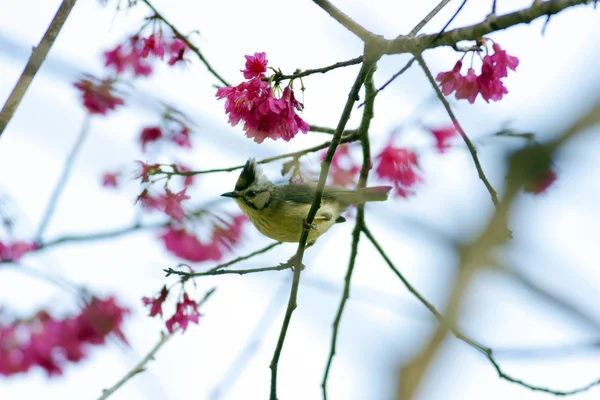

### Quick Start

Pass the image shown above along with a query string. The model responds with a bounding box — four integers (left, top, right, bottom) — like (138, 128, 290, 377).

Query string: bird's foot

(280, 254, 306, 271)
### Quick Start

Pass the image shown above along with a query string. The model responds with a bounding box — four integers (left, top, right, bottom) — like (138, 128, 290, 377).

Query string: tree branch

(0, 0, 77, 139)
(407, 0, 453, 37)
(273, 56, 363, 83)
(164, 263, 291, 278)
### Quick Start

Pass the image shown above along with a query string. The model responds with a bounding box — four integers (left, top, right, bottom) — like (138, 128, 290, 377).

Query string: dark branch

(273, 56, 363, 83)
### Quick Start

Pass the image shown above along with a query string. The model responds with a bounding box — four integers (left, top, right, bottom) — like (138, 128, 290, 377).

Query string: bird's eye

(246, 190, 257, 198)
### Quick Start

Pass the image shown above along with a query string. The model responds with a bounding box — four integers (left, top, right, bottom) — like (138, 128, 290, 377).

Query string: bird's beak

(220, 191, 240, 198)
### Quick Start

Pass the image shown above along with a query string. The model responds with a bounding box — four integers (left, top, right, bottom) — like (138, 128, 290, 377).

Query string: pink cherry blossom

(162, 188, 190, 221)
(0, 241, 37, 262)
(167, 38, 187, 66)
(140, 126, 163, 152)
(0, 297, 128, 377)
(172, 126, 192, 148)
(477, 58, 509, 103)
(141, 34, 166, 59)
(428, 126, 458, 153)
(101, 172, 119, 188)
(160, 228, 223, 262)
(325, 145, 361, 187)
(241, 52, 268, 79)
(454, 68, 479, 104)
(176, 164, 195, 186)
(489, 43, 519, 78)
(375, 143, 421, 197)
(135, 161, 161, 183)
(436, 61, 463, 96)
(74, 79, 124, 115)
(142, 286, 169, 317)
(104, 36, 153, 77)
(165, 293, 201, 333)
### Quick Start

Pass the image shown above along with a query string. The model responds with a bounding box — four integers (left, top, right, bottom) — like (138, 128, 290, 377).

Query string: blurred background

(1, 0, 600, 399)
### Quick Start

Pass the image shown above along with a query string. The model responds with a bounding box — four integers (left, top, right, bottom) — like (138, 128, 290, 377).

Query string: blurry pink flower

(135, 161, 161, 183)
(165, 293, 201, 333)
(0, 241, 37, 262)
(241, 52, 268, 79)
(162, 188, 190, 221)
(104, 36, 153, 77)
(141, 34, 166, 59)
(167, 38, 187, 66)
(176, 164, 195, 186)
(0, 297, 128, 377)
(172, 126, 192, 148)
(101, 172, 119, 188)
(74, 79, 124, 115)
(477, 59, 508, 103)
(212, 214, 247, 252)
(428, 126, 458, 153)
(135, 189, 162, 210)
(140, 126, 163, 152)
(142, 286, 169, 317)
(375, 143, 421, 197)
(160, 228, 222, 262)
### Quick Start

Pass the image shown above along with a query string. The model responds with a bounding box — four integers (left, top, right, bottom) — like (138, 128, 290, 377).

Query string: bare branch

(273, 56, 363, 83)
(0, 0, 77, 139)
(164, 263, 291, 278)
(408, 0, 453, 37)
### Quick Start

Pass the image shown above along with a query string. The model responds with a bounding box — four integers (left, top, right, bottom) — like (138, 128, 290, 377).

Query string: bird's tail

(329, 186, 392, 205)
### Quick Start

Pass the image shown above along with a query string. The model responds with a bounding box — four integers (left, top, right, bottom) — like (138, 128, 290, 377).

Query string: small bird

(221, 158, 391, 245)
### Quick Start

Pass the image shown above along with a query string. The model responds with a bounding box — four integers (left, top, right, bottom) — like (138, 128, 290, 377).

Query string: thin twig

(309, 125, 358, 135)
(273, 56, 363, 83)
(415, 54, 500, 208)
(164, 263, 291, 278)
(98, 288, 216, 400)
(204, 242, 283, 273)
(269, 62, 372, 400)
(0, 0, 77, 138)
(140, 0, 230, 86)
(408, 0, 453, 37)
(358, 57, 416, 109)
(322, 66, 377, 399)
(35, 117, 91, 240)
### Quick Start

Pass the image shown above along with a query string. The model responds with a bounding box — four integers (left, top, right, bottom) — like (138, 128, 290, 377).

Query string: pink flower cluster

(428, 125, 458, 153)
(101, 172, 120, 188)
(104, 34, 187, 77)
(216, 52, 310, 143)
(142, 288, 201, 334)
(436, 43, 519, 103)
(375, 143, 422, 197)
(73, 79, 124, 115)
(0, 240, 36, 262)
(160, 214, 247, 263)
(139, 124, 192, 153)
(0, 297, 128, 376)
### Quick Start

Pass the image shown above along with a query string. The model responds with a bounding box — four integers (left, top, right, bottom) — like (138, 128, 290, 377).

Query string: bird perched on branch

(221, 158, 391, 245)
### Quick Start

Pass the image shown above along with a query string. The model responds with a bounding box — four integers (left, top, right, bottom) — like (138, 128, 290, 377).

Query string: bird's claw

(281, 254, 305, 271)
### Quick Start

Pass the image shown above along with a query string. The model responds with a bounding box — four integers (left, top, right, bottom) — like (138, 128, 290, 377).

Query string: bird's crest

(235, 158, 262, 191)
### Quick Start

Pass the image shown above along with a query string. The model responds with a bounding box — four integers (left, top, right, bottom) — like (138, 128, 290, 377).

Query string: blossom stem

(98, 288, 215, 400)
(36, 117, 92, 240)
(0, 0, 77, 139)
(414, 54, 500, 208)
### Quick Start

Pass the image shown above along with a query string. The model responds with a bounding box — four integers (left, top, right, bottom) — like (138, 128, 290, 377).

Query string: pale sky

(1, 1, 600, 399)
